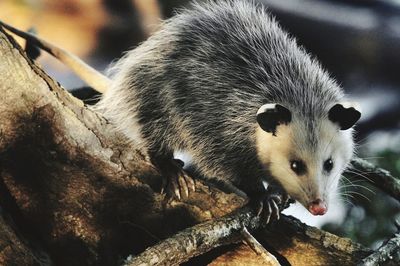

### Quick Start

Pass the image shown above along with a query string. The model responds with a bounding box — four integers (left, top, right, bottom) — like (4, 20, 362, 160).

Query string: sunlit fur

(95, 0, 357, 210)
(256, 119, 354, 209)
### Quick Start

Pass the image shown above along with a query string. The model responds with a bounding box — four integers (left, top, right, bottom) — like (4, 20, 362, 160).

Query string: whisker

(339, 175, 375, 196)
(355, 156, 384, 160)
(354, 135, 372, 147)
(337, 193, 355, 207)
(338, 184, 375, 194)
(346, 167, 375, 174)
(345, 191, 371, 202)
(344, 170, 375, 184)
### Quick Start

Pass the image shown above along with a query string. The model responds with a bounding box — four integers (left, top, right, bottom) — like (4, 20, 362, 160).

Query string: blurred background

(1, 0, 399, 249)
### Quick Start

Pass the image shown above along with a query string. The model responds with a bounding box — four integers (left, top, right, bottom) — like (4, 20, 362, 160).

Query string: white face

(256, 119, 354, 215)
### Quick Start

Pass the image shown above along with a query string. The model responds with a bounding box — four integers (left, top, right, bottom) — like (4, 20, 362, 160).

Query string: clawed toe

(177, 173, 188, 198)
(151, 155, 196, 200)
(171, 175, 182, 199)
(252, 188, 288, 225)
(270, 198, 280, 220)
(184, 172, 196, 193)
(259, 197, 280, 224)
(161, 168, 196, 200)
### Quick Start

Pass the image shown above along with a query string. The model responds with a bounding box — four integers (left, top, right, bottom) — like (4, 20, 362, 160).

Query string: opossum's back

(137, 0, 341, 125)
(100, 0, 342, 150)
(125, 2, 281, 130)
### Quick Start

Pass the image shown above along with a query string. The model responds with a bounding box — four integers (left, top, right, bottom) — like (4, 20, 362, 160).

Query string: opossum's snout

(308, 199, 327, 216)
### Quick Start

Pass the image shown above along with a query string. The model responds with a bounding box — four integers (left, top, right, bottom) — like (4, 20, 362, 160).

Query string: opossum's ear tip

(257, 103, 292, 134)
(328, 102, 361, 130)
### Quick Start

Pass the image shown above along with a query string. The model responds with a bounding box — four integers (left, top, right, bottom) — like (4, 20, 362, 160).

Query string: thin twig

(241, 226, 280, 266)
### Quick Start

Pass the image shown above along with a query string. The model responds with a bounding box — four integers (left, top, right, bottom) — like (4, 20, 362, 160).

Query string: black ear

(257, 104, 292, 135)
(328, 103, 361, 130)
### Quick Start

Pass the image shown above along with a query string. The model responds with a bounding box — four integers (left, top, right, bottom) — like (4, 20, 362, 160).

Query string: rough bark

(358, 232, 400, 266)
(0, 25, 243, 265)
(0, 210, 49, 265)
(126, 206, 371, 265)
(0, 26, 396, 265)
(123, 207, 259, 266)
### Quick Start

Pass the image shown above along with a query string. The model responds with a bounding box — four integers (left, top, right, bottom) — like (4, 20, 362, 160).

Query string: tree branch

(348, 158, 400, 201)
(125, 206, 371, 265)
(241, 226, 280, 266)
(123, 207, 256, 266)
(358, 232, 400, 265)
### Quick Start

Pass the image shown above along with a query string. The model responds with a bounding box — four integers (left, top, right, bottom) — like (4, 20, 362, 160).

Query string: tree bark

(1, 25, 240, 265)
(125, 207, 370, 265)
(0, 26, 396, 265)
(358, 232, 400, 266)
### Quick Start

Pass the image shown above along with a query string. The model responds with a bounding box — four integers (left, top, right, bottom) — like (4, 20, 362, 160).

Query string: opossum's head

(256, 103, 361, 215)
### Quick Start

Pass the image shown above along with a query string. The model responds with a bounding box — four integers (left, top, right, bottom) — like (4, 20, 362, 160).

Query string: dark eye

(290, 160, 306, 175)
(324, 158, 334, 172)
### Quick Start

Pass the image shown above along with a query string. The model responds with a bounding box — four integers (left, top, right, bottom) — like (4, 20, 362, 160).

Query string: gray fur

(96, 0, 348, 197)
(0, 0, 358, 211)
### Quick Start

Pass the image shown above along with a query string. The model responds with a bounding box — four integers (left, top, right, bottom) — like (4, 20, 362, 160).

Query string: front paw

(251, 187, 290, 225)
(160, 159, 196, 200)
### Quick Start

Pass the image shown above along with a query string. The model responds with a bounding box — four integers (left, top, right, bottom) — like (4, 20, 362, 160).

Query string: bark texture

(0, 26, 397, 265)
(358, 232, 400, 266)
(0, 26, 243, 265)
(126, 208, 370, 265)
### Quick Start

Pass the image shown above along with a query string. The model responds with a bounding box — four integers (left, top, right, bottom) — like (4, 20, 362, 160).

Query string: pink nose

(308, 199, 327, 216)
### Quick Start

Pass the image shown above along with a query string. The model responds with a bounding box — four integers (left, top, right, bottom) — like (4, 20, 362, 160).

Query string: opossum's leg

(241, 179, 290, 224)
(149, 152, 195, 199)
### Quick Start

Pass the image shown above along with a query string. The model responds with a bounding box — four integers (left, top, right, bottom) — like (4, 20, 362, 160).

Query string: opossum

(0, 0, 361, 221)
